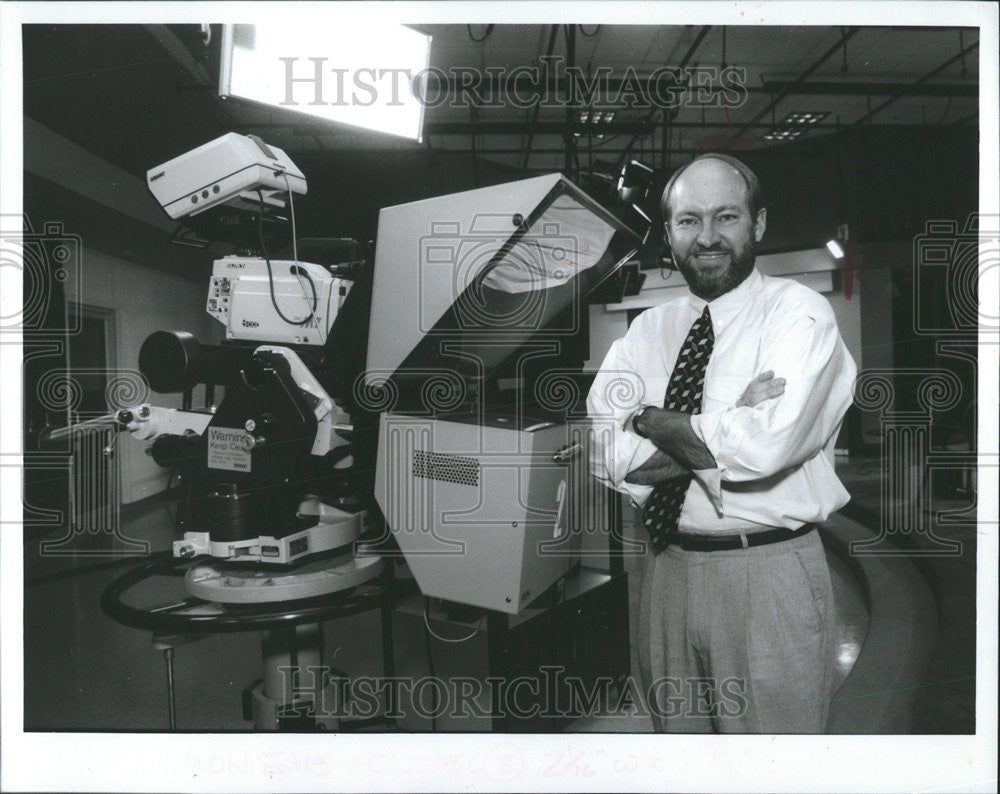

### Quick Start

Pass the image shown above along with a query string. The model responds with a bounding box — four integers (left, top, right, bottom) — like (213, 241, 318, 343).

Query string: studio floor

(21, 454, 976, 734)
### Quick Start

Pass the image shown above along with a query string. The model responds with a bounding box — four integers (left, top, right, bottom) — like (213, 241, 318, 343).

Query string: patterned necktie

(642, 305, 714, 551)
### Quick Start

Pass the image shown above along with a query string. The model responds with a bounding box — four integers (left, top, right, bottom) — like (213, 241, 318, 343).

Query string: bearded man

(587, 153, 856, 733)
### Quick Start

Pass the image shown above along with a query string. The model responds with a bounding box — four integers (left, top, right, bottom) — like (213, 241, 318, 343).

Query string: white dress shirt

(586, 268, 857, 533)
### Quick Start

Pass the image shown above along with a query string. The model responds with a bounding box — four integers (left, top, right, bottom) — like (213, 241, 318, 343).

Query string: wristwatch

(629, 406, 655, 438)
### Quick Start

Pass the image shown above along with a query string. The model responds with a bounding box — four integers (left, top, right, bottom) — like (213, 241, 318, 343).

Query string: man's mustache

(693, 245, 731, 254)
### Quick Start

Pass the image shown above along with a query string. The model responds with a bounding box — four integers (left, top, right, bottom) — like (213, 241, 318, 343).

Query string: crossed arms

(624, 372, 785, 485)
(587, 294, 856, 512)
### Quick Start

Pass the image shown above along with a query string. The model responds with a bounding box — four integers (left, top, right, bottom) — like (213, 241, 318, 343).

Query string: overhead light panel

(219, 22, 431, 141)
(784, 111, 828, 124)
(763, 110, 829, 142)
(577, 109, 616, 125)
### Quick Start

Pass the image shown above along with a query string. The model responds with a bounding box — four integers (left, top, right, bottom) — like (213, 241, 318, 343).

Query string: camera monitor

(365, 173, 646, 414)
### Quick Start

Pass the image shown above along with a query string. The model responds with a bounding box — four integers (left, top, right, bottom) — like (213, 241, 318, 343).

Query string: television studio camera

(82, 132, 649, 730)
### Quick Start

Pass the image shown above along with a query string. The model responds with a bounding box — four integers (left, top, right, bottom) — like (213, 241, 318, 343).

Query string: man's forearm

(635, 407, 716, 470)
(624, 449, 687, 485)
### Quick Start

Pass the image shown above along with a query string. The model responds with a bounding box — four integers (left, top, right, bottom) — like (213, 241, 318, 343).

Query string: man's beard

(674, 239, 757, 301)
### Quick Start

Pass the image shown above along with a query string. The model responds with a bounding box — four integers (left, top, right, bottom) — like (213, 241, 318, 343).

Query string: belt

(667, 523, 816, 552)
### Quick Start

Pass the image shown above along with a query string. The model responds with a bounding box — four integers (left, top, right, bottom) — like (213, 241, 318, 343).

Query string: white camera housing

(207, 256, 350, 346)
(146, 132, 307, 220)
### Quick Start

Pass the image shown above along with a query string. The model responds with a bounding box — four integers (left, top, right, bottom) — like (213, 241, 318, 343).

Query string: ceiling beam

(563, 23, 577, 174)
(424, 120, 971, 135)
(426, 146, 741, 157)
(430, 121, 653, 135)
(23, 117, 175, 234)
(852, 37, 980, 126)
(143, 24, 213, 87)
(522, 24, 562, 172)
(622, 24, 712, 157)
(414, 75, 976, 100)
(729, 27, 860, 141)
(759, 80, 977, 98)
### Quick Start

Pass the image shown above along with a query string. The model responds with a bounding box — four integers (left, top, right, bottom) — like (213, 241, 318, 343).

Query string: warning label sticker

(207, 426, 252, 472)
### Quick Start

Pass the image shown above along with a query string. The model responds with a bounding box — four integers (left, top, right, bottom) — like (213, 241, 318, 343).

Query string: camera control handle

(552, 442, 582, 464)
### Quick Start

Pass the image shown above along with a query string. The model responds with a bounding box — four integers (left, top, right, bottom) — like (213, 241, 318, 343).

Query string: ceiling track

(521, 24, 561, 172)
(851, 38, 980, 126)
(758, 80, 976, 98)
(729, 27, 860, 142)
(621, 24, 713, 158)
(412, 76, 976, 100)
(422, 120, 974, 135)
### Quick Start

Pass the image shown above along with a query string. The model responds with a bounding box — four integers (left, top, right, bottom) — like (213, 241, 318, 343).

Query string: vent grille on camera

(412, 450, 480, 487)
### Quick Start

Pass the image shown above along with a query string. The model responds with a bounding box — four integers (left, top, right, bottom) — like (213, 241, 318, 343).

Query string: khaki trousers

(637, 528, 834, 733)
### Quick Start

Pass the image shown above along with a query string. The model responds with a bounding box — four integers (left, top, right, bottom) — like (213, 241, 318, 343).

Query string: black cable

(937, 95, 953, 124)
(467, 24, 494, 43)
(164, 468, 178, 528)
(258, 189, 317, 317)
(420, 597, 486, 729)
(295, 266, 319, 312)
(256, 190, 316, 327)
(101, 553, 396, 633)
(579, 24, 601, 38)
(586, 133, 627, 150)
(25, 553, 167, 588)
(521, 25, 560, 171)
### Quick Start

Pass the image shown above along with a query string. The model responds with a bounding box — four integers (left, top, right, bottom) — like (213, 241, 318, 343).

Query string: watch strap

(632, 406, 652, 438)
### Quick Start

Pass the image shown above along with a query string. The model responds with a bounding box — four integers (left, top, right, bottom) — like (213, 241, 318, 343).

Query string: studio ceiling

(23, 22, 981, 181)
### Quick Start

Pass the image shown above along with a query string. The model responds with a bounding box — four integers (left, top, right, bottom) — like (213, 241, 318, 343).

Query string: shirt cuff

(690, 467, 723, 514)
(623, 482, 654, 509)
(619, 437, 658, 508)
(688, 411, 744, 515)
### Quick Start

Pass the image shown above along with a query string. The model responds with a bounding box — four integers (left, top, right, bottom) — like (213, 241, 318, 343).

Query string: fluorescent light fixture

(764, 111, 829, 142)
(783, 111, 828, 124)
(220, 22, 431, 141)
(826, 239, 845, 259)
(578, 109, 615, 127)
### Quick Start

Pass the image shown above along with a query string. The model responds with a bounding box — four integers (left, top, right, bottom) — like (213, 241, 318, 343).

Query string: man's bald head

(660, 153, 763, 223)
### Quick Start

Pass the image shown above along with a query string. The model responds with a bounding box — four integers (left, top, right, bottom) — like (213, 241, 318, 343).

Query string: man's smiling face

(664, 158, 767, 301)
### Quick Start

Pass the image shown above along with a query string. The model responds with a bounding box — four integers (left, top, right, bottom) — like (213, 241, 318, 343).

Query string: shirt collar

(686, 268, 763, 331)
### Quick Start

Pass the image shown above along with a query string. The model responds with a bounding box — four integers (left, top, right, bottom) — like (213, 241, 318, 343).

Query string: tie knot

(691, 305, 714, 342)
